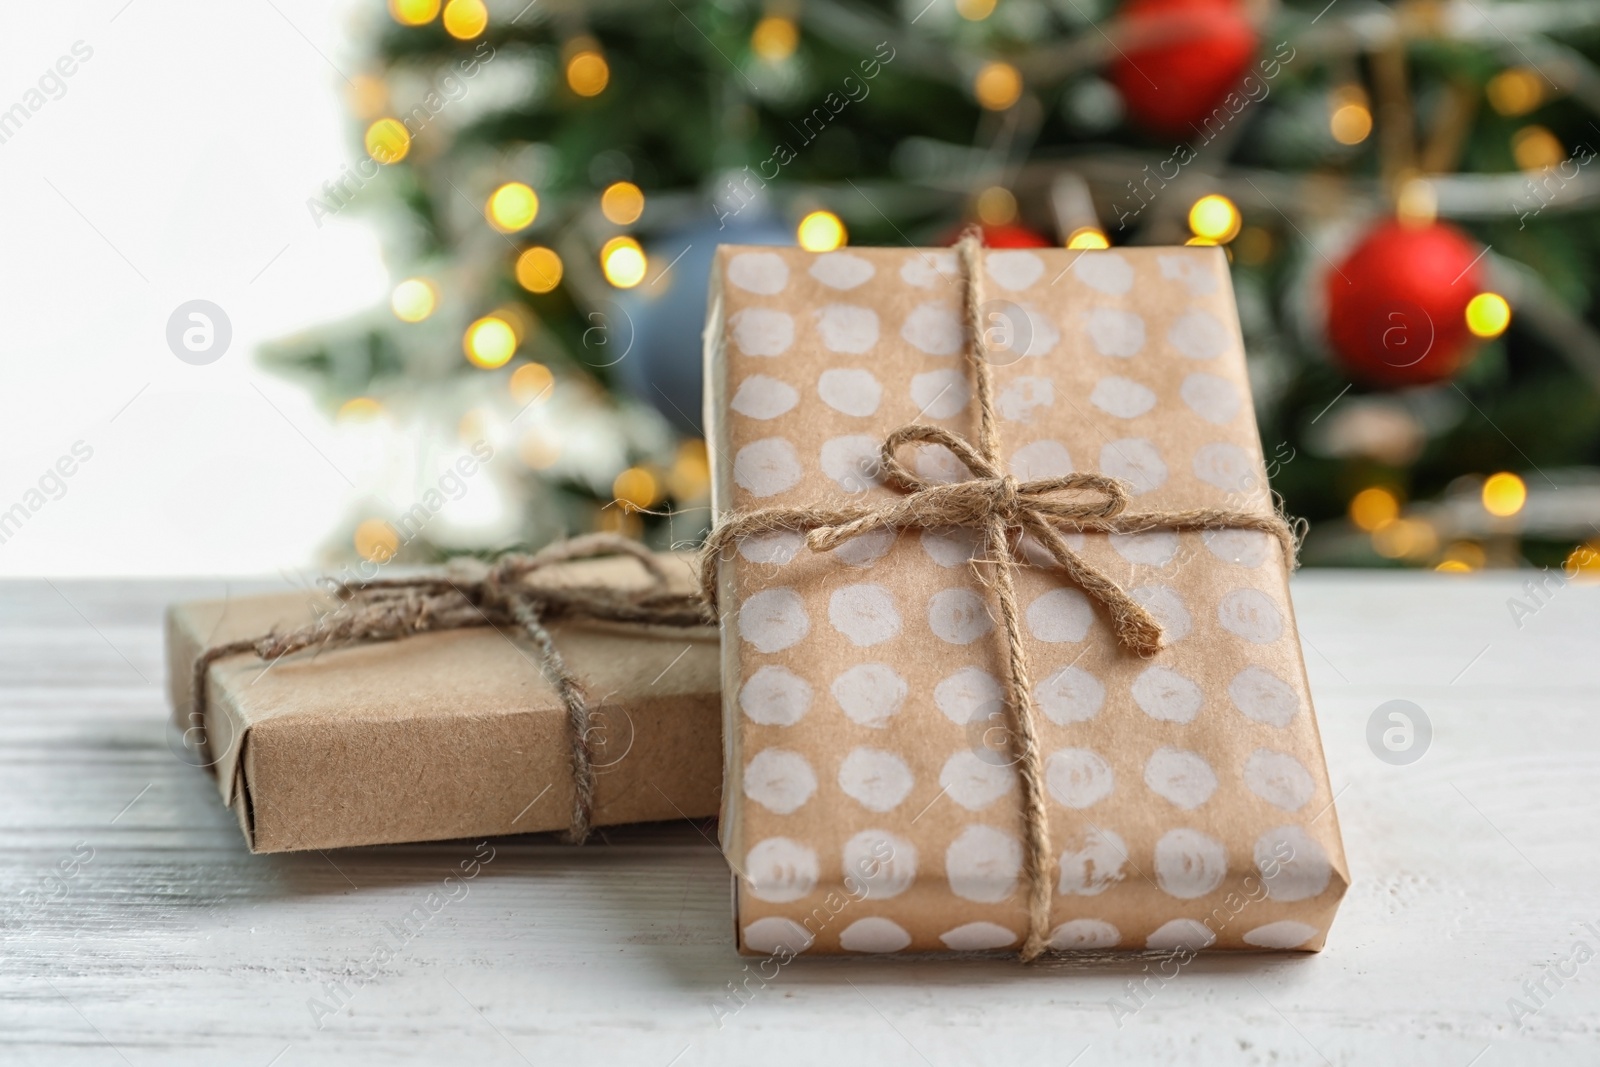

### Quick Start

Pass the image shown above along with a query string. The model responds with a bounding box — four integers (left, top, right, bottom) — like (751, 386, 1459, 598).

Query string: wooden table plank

(2, 575, 1597, 1065)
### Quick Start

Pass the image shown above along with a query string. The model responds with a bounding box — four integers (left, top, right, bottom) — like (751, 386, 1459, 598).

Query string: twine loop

(189, 533, 711, 845)
(703, 230, 1300, 960)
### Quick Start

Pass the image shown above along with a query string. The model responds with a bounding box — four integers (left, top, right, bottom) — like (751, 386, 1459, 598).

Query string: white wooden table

(3, 574, 1597, 1065)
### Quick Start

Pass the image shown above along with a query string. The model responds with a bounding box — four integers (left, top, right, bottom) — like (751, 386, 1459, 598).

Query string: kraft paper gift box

(167, 553, 722, 854)
(705, 243, 1348, 956)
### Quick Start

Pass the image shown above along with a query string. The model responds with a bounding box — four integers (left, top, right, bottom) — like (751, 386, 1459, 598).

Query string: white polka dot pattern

(817, 368, 882, 416)
(839, 917, 912, 952)
(940, 921, 1017, 951)
(946, 825, 1022, 903)
(838, 747, 915, 812)
(1084, 307, 1146, 358)
(745, 837, 818, 902)
(831, 663, 908, 728)
(743, 749, 816, 815)
(716, 246, 1341, 956)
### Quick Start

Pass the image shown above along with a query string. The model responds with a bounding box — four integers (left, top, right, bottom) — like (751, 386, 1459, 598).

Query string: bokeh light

(668, 439, 711, 500)
(567, 49, 610, 97)
(796, 210, 846, 252)
(347, 75, 389, 120)
(1565, 540, 1600, 579)
(509, 362, 554, 406)
(464, 316, 517, 368)
(1487, 68, 1545, 117)
(388, 0, 440, 25)
(441, 0, 487, 39)
(1330, 102, 1372, 145)
(750, 16, 799, 62)
(486, 182, 539, 233)
(1372, 517, 1438, 560)
(974, 62, 1022, 110)
(515, 246, 564, 294)
(337, 397, 383, 422)
(1350, 486, 1400, 532)
(1188, 194, 1242, 243)
(390, 278, 437, 322)
(612, 466, 660, 510)
(957, 0, 997, 19)
(975, 186, 1018, 226)
(1066, 227, 1110, 250)
(1465, 293, 1511, 339)
(354, 519, 400, 563)
(601, 236, 647, 288)
(1512, 125, 1564, 171)
(1482, 472, 1527, 517)
(601, 181, 645, 225)
(364, 118, 411, 164)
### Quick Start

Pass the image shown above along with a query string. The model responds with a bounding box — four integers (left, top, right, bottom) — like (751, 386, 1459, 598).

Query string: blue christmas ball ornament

(613, 214, 792, 433)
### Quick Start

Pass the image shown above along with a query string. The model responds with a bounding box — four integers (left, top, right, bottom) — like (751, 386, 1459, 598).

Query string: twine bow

(189, 533, 712, 845)
(701, 231, 1300, 960)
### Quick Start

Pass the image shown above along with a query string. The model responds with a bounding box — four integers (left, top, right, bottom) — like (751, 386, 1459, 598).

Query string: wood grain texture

(2, 574, 1597, 1065)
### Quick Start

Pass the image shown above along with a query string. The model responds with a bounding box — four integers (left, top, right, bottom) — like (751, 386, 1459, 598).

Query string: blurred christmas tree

(264, 0, 1600, 572)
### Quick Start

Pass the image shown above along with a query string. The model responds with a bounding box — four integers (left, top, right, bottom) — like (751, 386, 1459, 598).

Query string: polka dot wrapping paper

(705, 244, 1348, 957)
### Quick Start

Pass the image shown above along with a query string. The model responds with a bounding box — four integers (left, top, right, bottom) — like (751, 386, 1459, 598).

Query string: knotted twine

(700, 231, 1301, 961)
(189, 532, 712, 845)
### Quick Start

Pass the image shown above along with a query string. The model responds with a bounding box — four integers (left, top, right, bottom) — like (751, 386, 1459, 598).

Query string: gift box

(167, 550, 722, 853)
(704, 241, 1348, 957)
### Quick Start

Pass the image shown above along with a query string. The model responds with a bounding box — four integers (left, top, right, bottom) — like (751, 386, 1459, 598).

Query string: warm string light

(442, 0, 488, 39)
(957, 0, 997, 19)
(974, 61, 1022, 110)
(975, 186, 1017, 226)
(515, 246, 563, 294)
(750, 16, 798, 62)
(364, 118, 411, 164)
(668, 439, 711, 500)
(1066, 227, 1110, 250)
(1512, 125, 1564, 171)
(601, 236, 647, 288)
(1435, 541, 1486, 573)
(390, 278, 437, 322)
(388, 0, 440, 26)
(347, 75, 389, 120)
(486, 182, 539, 233)
(509, 362, 554, 405)
(566, 43, 610, 97)
(1329, 85, 1372, 145)
(796, 210, 846, 252)
(1187, 194, 1242, 243)
(1481, 472, 1526, 517)
(1565, 541, 1600, 578)
(354, 519, 400, 563)
(1487, 68, 1545, 117)
(1349, 486, 1400, 532)
(612, 467, 660, 510)
(464, 316, 517, 368)
(1465, 293, 1511, 339)
(601, 181, 645, 225)
(337, 397, 383, 421)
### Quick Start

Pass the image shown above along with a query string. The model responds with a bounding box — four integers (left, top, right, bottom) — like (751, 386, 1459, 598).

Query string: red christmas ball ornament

(1324, 219, 1485, 387)
(1110, 0, 1259, 137)
(940, 222, 1052, 248)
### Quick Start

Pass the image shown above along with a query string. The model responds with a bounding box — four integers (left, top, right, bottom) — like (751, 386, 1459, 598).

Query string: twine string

(700, 230, 1300, 960)
(188, 532, 711, 845)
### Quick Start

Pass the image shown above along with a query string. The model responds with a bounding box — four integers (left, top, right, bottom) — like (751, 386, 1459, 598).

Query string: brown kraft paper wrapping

(705, 244, 1348, 956)
(166, 554, 721, 854)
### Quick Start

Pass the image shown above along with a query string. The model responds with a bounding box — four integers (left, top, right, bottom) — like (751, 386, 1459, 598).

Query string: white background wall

(0, 0, 391, 575)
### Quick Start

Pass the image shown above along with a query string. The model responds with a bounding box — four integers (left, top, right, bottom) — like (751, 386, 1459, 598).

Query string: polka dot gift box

(704, 242, 1348, 958)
